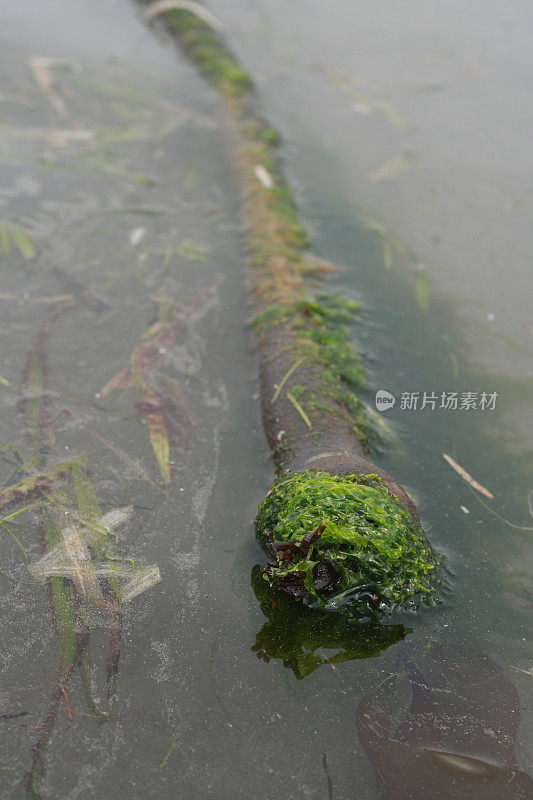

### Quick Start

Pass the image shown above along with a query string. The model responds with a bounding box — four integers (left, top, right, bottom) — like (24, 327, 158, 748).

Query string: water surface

(0, 1, 531, 798)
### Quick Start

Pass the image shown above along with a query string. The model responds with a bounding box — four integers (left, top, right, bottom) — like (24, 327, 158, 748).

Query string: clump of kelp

(256, 471, 439, 616)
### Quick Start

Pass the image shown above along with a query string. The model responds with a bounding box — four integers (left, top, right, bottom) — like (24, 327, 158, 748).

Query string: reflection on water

(356, 644, 533, 799)
(251, 566, 408, 679)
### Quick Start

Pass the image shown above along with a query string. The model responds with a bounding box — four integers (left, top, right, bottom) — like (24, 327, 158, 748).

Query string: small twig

(442, 453, 494, 499)
(60, 686, 72, 723)
(43, 669, 73, 725)
(1, 711, 29, 721)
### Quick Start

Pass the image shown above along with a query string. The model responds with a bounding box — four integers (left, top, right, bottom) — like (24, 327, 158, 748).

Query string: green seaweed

(41, 509, 77, 677)
(0, 217, 37, 260)
(24, 355, 45, 439)
(255, 470, 439, 617)
(163, 9, 253, 98)
(254, 294, 371, 443)
(250, 123, 281, 147)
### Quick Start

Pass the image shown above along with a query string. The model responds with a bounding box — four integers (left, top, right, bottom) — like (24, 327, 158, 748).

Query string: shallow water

(0, 1, 531, 799)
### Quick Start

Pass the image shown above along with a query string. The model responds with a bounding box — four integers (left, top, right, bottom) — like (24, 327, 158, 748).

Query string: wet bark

(258, 323, 419, 521)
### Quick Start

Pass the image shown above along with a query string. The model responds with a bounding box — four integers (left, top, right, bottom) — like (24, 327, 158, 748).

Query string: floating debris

(511, 665, 533, 678)
(29, 506, 161, 608)
(367, 151, 420, 184)
(136, 390, 171, 484)
(254, 164, 274, 189)
(129, 226, 146, 247)
(178, 240, 211, 262)
(0, 292, 74, 304)
(316, 64, 412, 132)
(442, 453, 494, 499)
(28, 56, 73, 124)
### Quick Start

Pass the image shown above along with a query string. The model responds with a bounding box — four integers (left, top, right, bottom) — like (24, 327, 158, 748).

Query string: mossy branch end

(142, 2, 440, 615)
(256, 471, 439, 616)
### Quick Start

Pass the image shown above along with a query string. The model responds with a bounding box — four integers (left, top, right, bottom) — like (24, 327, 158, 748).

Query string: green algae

(162, 9, 253, 98)
(255, 293, 371, 443)
(256, 470, 439, 616)
(0, 217, 37, 260)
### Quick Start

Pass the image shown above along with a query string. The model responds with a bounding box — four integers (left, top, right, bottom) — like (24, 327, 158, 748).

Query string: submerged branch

(140, 1, 439, 616)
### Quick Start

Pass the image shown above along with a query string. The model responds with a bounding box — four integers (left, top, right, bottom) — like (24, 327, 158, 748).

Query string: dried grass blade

(99, 366, 131, 398)
(136, 393, 171, 483)
(286, 390, 313, 430)
(28, 56, 71, 123)
(272, 357, 305, 403)
(9, 227, 36, 259)
(61, 526, 107, 608)
(119, 565, 161, 603)
(71, 464, 101, 524)
(0, 454, 89, 509)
